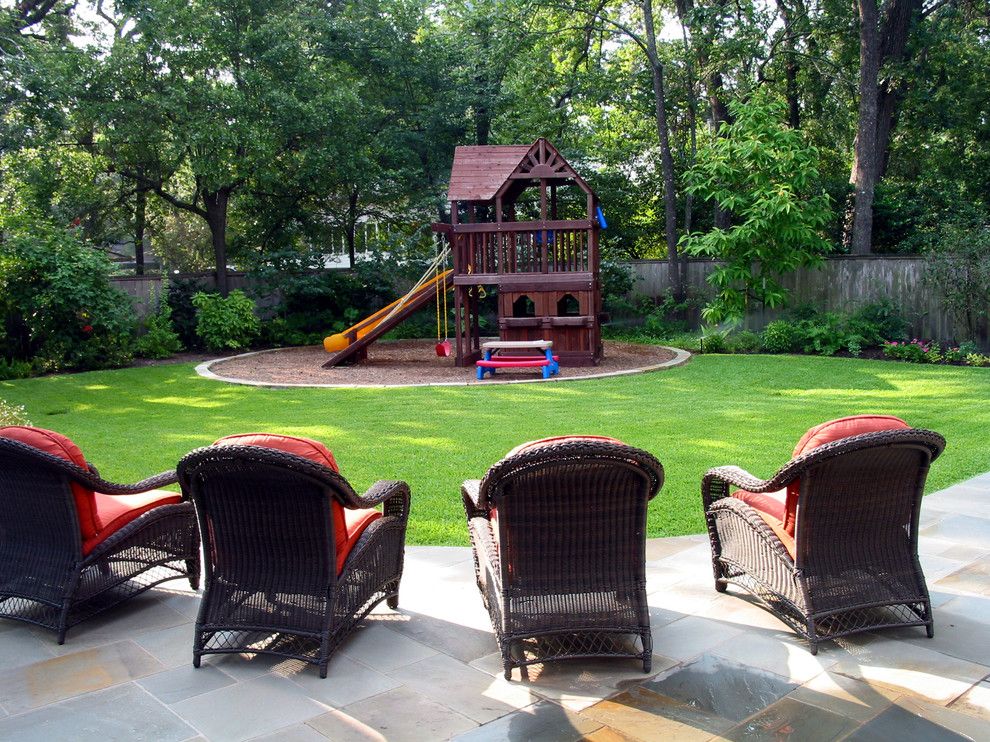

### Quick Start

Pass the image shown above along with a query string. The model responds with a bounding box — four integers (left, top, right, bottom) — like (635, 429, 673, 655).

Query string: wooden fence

(623, 255, 987, 343)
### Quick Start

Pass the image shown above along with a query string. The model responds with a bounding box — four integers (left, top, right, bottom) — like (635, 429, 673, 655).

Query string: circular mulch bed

(201, 339, 687, 388)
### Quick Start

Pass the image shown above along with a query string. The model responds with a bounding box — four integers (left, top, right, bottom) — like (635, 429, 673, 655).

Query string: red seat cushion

(213, 433, 378, 575)
(84, 490, 182, 554)
(732, 488, 787, 523)
(506, 435, 625, 458)
(0, 426, 100, 541)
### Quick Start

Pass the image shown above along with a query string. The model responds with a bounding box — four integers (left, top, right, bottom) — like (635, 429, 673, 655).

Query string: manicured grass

(3, 354, 988, 545)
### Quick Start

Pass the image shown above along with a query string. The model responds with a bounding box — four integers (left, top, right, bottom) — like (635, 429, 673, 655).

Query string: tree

(681, 91, 831, 321)
(80, 0, 360, 294)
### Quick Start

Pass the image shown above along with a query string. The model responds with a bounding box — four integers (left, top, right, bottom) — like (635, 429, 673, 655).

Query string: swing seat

(435, 340, 452, 357)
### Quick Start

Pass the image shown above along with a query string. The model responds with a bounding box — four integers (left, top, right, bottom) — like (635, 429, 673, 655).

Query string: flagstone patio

(1, 475, 987, 741)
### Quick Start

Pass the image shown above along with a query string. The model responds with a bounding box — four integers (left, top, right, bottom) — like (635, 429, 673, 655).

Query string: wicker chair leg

(193, 653, 201, 668)
(387, 593, 399, 610)
(642, 631, 653, 673)
(186, 559, 200, 590)
(926, 622, 935, 638)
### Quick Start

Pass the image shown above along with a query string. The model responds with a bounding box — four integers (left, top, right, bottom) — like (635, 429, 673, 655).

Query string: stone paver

(0, 474, 989, 740)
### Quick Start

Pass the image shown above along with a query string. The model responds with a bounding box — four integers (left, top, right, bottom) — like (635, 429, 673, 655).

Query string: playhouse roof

(446, 139, 595, 204)
(447, 145, 531, 202)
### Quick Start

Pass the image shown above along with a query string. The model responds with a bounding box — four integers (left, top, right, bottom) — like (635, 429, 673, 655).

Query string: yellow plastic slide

(323, 269, 453, 353)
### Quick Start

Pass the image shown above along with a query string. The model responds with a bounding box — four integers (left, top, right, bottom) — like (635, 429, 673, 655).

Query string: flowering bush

(882, 339, 942, 363)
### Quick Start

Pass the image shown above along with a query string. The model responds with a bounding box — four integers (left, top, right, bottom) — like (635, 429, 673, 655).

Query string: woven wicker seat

(703, 427, 946, 653)
(0, 429, 200, 643)
(177, 442, 410, 678)
(463, 437, 664, 680)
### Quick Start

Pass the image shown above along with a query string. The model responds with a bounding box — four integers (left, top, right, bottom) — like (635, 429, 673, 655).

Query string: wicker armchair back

(178, 444, 410, 678)
(464, 438, 664, 679)
(0, 436, 198, 643)
(703, 428, 945, 653)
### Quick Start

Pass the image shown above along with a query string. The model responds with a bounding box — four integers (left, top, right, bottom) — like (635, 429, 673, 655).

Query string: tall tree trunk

(643, 0, 684, 300)
(848, 0, 881, 256)
(874, 0, 923, 179)
(776, 0, 801, 129)
(134, 185, 147, 276)
(203, 189, 230, 296)
(676, 0, 698, 234)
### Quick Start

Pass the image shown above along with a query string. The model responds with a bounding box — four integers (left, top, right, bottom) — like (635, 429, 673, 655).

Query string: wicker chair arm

(461, 480, 486, 518)
(709, 496, 795, 564)
(348, 480, 410, 521)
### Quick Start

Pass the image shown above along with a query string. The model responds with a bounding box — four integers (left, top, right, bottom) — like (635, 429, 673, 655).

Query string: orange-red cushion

(506, 435, 625, 458)
(84, 490, 182, 554)
(0, 425, 100, 540)
(213, 433, 377, 575)
(792, 415, 909, 458)
(732, 488, 787, 523)
(338, 508, 382, 574)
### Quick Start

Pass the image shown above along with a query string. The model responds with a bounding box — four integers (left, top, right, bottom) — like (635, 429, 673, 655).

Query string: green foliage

(681, 91, 831, 322)
(700, 327, 730, 354)
(0, 359, 35, 381)
(135, 301, 183, 360)
(191, 290, 260, 353)
(965, 353, 990, 368)
(760, 320, 798, 353)
(925, 222, 990, 341)
(728, 330, 762, 353)
(600, 260, 635, 310)
(165, 279, 206, 350)
(883, 339, 944, 364)
(0, 399, 30, 426)
(0, 221, 135, 372)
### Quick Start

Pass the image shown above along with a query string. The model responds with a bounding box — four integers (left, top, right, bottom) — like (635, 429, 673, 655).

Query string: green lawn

(3, 354, 988, 545)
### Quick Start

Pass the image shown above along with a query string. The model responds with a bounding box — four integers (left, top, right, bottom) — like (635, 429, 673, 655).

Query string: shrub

(700, 327, 730, 353)
(0, 399, 30, 426)
(0, 224, 135, 372)
(847, 301, 910, 345)
(166, 278, 207, 350)
(761, 320, 798, 353)
(729, 330, 762, 353)
(965, 353, 990, 367)
(192, 290, 261, 352)
(0, 359, 34, 380)
(926, 221, 990, 340)
(135, 301, 183, 359)
(883, 339, 942, 363)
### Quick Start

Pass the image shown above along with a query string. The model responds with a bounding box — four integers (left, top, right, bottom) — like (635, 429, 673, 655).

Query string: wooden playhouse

(433, 138, 604, 368)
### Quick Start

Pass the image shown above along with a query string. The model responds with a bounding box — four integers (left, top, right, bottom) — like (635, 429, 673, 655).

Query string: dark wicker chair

(177, 440, 410, 678)
(463, 437, 664, 680)
(0, 430, 200, 643)
(703, 426, 945, 653)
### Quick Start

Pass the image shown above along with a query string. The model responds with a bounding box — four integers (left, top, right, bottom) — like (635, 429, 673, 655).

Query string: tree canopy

(1, 0, 986, 304)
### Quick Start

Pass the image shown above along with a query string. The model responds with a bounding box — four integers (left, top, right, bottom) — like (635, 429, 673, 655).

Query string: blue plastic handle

(596, 206, 608, 229)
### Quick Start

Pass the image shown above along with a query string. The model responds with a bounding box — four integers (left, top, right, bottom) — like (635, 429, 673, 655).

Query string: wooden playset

(323, 138, 603, 375)
(433, 138, 604, 368)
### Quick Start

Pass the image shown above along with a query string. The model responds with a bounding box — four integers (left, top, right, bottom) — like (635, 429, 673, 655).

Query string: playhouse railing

(450, 220, 594, 277)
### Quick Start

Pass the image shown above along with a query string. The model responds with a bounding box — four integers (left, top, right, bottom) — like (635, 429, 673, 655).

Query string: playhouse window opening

(557, 294, 580, 316)
(512, 295, 536, 318)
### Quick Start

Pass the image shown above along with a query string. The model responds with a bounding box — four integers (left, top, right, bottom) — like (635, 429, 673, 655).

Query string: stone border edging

(194, 346, 691, 389)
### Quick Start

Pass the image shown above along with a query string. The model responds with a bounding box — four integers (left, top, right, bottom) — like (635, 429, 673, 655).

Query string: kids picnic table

(476, 340, 560, 380)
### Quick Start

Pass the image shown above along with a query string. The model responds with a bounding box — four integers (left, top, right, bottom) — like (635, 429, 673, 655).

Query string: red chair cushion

(732, 488, 787, 523)
(506, 435, 625, 458)
(0, 425, 100, 540)
(213, 433, 377, 575)
(792, 415, 909, 458)
(84, 490, 182, 554)
(338, 508, 382, 574)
